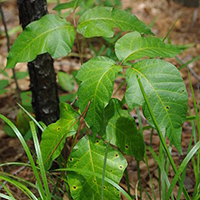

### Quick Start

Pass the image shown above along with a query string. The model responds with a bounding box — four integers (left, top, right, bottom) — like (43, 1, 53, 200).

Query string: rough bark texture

(17, 0, 60, 126)
(173, 0, 199, 7)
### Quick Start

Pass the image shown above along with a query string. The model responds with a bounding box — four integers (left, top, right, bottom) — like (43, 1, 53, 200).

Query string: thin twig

(0, 3, 21, 102)
(72, 9, 83, 65)
(177, 56, 200, 82)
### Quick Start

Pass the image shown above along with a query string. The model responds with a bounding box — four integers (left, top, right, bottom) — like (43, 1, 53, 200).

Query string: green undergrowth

(0, 1, 200, 199)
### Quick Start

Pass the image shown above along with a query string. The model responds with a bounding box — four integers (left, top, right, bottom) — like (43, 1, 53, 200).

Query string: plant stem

(101, 142, 109, 200)
(73, 9, 83, 65)
(124, 168, 131, 195)
(188, 71, 200, 198)
(136, 161, 142, 200)
(136, 106, 156, 200)
(0, 3, 21, 102)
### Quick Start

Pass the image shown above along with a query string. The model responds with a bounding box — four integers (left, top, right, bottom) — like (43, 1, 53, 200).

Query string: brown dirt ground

(0, 0, 200, 199)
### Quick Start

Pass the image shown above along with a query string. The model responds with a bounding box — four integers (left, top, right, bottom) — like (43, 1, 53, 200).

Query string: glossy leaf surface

(6, 14, 75, 68)
(76, 56, 122, 132)
(77, 7, 152, 38)
(115, 32, 181, 63)
(40, 103, 79, 170)
(100, 99, 144, 160)
(125, 59, 188, 152)
(67, 135, 127, 200)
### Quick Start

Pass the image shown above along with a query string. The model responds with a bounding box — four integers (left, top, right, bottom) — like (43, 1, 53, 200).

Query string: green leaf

(76, 56, 122, 132)
(53, 0, 83, 10)
(16, 109, 32, 136)
(115, 32, 181, 63)
(67, 135, 127, 200)
(58, 71, 74, 92)
(77, 7, 152, 38)
(100, 98, 144, 160)
(125, 59, 188, 152)
(0, 89, 7, 95)
(40, 103, 79, 170)
(59, 93, 77, 103)
(6, 14, 75, 68)
(0, 80, 9, 89)
(20, 91, 32, 112)
(14, 71, 29, 80)
(3, 123, 16, 137)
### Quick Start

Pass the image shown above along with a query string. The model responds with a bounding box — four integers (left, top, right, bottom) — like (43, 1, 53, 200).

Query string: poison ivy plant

(67, 135, 127, 200)
(40, 103, 79, 170)
(76, 56, 122, 132)
(6, 14, 75, 68)
(3, 4, 189, 199)
(125, 59, 188, 152)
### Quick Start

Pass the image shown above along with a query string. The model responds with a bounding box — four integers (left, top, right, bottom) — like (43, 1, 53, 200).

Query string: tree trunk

(173, 0, 199, 7)
(17, 0, 60, 126)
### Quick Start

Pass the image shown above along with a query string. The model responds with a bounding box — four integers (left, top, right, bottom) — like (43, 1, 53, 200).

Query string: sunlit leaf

(125, 59, 188, 152)
(6, 14, 75, 68)
(100, 98, 144, 160)
(40, 103, 79, 170)
(76, 56, 122, 132)
(115, 32, 181, 63)
(67, 135, 127, 200)
(77, 7, 152, 38)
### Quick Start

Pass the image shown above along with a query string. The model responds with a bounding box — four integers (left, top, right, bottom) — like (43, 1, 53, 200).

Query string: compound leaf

(115, 32, 181, 63)
(76, 56, 122, 132)
(77, 7, 152, 38)
(40, 103, 79, 170)
(100, 99, 144, 160)
(6, 14, 75, 68)
(125, 59, 188, 152)
(67, 135, 127, 200)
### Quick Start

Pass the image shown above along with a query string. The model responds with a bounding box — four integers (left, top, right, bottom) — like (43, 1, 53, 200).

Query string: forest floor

(0, 0, 200, 199)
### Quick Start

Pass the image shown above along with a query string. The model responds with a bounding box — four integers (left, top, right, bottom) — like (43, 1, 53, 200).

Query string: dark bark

(17, 0, 60, 126)
(173, 0, 199, 7)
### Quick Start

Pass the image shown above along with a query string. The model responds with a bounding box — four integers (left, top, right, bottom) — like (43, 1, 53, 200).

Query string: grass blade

(101, 142, 109, 200)
(17, 103, 44, 132)
(166, 140, 200, 199)
(0, 193, 16, 200)
(0, 115, 46, 200)
(30, 121, 51, 200)
(136, 76, 190, 200)
(188, 72, 200, 198)
(0, 173, 37, 200)
(147, 147, 175, 200)
(163, 13, 182, 42)
(0, 181, 16, 200)
(178, 55, 200, 70)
